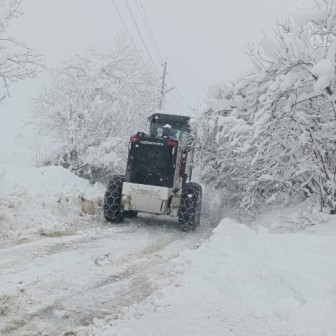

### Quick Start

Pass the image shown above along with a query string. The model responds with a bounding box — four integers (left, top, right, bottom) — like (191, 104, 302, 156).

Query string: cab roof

(148, 113, 190, 127)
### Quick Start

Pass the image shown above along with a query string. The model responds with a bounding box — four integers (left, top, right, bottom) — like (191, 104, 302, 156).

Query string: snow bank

(78, 218, 336, 336)
(1, 165, 91, 195)
(0, 165, 105, 243)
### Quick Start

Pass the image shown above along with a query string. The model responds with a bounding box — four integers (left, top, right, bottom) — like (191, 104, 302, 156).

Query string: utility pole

(159, 61, 175, 110)
(159, 61, 167, 110)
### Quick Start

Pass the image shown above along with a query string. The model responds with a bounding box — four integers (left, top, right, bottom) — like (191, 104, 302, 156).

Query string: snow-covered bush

(198, 0, 336, 212)
(31, 35, 160, 183)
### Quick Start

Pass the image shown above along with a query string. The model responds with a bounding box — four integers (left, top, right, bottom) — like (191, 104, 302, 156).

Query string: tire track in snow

(0, 215, 213, 335)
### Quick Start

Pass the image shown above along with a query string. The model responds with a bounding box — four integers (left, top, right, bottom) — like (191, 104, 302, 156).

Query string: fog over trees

(31, 36, 160, 182)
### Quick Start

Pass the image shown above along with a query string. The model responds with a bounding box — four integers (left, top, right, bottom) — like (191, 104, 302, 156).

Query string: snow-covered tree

(0, 0, 42, 102)
(198, 0, 336, 212)
(32, 35, 160, 182)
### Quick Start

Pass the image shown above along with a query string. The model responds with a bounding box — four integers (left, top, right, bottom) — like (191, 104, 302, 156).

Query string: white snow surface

(0, 166, 335, 336)
(0, 165, 99, 196)
(0, 164, 105, 241)
(311, 59, 334, 91)
(76, 218, 336, 336)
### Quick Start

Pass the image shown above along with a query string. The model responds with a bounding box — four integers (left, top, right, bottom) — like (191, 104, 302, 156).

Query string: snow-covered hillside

(0, 166, 335, 336)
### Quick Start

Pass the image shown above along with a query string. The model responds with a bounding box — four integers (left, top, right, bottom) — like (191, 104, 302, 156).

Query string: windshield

(151, 123, 188, 143)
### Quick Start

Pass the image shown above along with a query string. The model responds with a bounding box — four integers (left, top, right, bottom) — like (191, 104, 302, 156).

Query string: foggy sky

(0, 0, 311, 164)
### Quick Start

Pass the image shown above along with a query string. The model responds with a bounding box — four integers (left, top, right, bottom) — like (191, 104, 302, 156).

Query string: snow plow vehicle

(103, 113, 202, 231)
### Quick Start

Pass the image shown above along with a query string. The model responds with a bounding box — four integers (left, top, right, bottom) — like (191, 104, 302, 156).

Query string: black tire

(178, 182, 202, 232)
(123, 210, 138, 218)
(103, 175, 124, 223)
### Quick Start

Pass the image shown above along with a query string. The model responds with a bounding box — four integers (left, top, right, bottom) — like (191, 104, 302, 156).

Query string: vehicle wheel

(103, 175, 124, 223)
(178, 182, 202, 232)
(123, 210, 138, 218)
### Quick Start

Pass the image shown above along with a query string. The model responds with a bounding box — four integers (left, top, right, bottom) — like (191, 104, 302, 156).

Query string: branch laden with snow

(31, 35, 160, 183)
(197, 0, 336, 212)
(0, 0, 42, 103)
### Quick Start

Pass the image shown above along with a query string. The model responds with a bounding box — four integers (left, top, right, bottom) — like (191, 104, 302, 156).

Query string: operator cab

(125, 113, 192, 189)
(149, 113, 191, 146)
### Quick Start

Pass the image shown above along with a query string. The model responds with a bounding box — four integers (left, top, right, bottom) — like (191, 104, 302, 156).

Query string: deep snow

(0, 166, 335, 336)
(75, 218, 336, 336)
(0, 164, 105, 244)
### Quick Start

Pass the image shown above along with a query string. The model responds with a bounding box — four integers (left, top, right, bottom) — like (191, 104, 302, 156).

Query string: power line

(124, 0, 160, 76)
(129, 0, 190, 110)
(167, 73, 190, 109)
(113, 0, 190, 111)
(136, 0, 163, 64)
(112, 0, 142, 58)
(165, 100, 176, 111)
(133, 0, 190, 110)
(169, 91, 188, 111)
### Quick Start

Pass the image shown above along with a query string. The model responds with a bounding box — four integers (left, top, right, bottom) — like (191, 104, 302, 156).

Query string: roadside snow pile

(255, 203, 330, 233)
(0, 165, 105, 243)
(78, 218, 336, 336)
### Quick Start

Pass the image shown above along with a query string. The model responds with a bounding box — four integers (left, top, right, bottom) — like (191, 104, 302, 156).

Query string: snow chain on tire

(103, 175, 124, 223)
(178, 182, 202, 232)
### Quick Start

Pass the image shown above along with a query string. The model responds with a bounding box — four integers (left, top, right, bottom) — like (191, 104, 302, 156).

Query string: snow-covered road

(77, 218, 336, 336)
(0, 214, 212, 335)
(1, 166, 335, 336)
